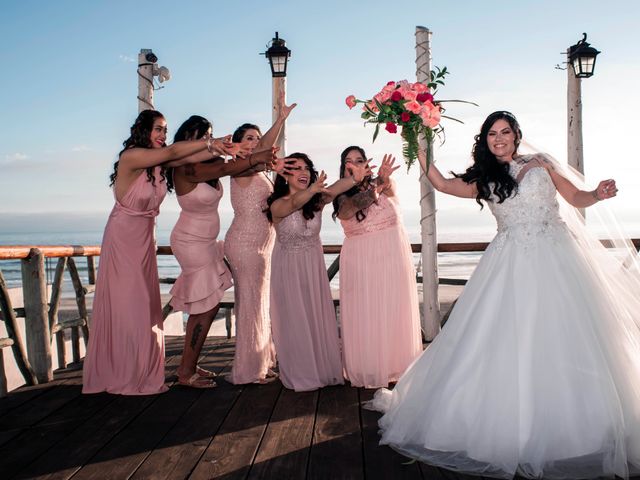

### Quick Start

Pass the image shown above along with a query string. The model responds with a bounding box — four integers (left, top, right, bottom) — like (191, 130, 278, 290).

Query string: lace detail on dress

(341, 195, 401, 237)
(274, 210, 322, 251)
(489, 159, 569, 250)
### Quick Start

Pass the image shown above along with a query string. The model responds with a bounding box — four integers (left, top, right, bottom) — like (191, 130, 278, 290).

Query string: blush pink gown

(270, 210, 344, 392)
(224, 175, 276, 384)
(170, 182, 232, 314)
(339, 194, 422, 388)
(83, 168, 168, 395)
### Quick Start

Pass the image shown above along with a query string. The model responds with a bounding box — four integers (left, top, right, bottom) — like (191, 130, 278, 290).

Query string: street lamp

(264, 32, 291, 78)
(568, 33, 601, 78)
(565, 33, 600, 218)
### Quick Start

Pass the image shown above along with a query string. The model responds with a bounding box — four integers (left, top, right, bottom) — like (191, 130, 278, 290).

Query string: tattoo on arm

(190, 323, 203, 349)
(349, 189, 377, 210)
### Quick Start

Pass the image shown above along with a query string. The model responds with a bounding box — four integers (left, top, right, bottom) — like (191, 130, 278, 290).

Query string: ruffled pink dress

(83, 168, 168, 395)
(270, 210, 344, 392)
(339, 194, 422, 388)
(170, 182, 232, 314)
(225, 175, 276, 384)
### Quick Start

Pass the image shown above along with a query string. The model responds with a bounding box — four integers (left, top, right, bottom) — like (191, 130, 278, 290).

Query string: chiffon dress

(170, 182, 232, 315)
(225, 175, 276, 384)
(270, 210, 344, 392)
(83, 168, 168, 395)
(339, 194, 422, 388)
(370, 160, 640, 479)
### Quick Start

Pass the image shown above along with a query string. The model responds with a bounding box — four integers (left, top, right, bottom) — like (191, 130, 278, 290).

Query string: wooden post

(87, 256, 96, 285)
(272, 76, 287, 156)
(416, 26, 441, 341)
(21, 248, 53, 382)
(138, 49, 155, 113)
(567, 55, 585, 218)
(0, 270, 37, 385)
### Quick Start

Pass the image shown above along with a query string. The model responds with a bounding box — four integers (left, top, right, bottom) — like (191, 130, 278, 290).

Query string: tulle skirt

(370, 228, 640, 479)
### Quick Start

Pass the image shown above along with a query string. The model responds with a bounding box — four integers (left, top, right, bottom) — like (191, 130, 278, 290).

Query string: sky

(1, 0, 639, 241)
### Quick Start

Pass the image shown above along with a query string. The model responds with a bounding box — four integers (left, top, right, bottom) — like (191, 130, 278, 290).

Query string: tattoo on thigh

(190, 324, 203, 349)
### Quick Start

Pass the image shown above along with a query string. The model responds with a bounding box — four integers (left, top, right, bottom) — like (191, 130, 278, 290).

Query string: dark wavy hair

(266, 152, 321, 222)
(166, 115, 214, 192)
(232, 123, 262, 143)
(332, 146, 372, 222)
(453, 111, 521, 208)
(109, 110, 167, 189)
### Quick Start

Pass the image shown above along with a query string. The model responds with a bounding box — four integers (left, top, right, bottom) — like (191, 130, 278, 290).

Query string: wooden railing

(1, 238, 638, 394)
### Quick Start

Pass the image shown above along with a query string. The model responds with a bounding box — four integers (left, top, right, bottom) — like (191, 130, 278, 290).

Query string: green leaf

(373, 123, 380, 143)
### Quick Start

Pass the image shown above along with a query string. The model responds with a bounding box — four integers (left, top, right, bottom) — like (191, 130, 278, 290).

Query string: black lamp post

(568, 33, 600, 78)
(264, 32, 291, 77)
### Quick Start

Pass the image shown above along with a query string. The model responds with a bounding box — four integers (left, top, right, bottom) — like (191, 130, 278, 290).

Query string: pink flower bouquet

(346, 67, 474, 171)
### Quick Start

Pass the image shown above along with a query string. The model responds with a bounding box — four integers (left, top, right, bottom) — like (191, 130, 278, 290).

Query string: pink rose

(345, 95, 357, 110)
(416, 92, 434, 103)
(375, 90, 392, 104)
(386, 81, 396, 86)
(399, 86, 417, 101)
(420, 102, 441, 128)
(412, 82, 428, 93)
(385, 122, 398, 134)
(401, 112, 411, 122)
(363, 100, 379, 113)
(390, 90, 403, 102)
(404, 100, 422, 114)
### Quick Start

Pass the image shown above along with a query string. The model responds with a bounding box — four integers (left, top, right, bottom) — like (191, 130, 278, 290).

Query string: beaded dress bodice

(488, 159, 568, 249)
(274, 210, 322, 251)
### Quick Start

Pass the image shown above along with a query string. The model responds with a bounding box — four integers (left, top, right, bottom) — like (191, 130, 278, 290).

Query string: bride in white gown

(368, 111, 640, 479)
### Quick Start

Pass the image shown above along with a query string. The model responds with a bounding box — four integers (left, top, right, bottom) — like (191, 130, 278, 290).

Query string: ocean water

(0, 223, 484, 291)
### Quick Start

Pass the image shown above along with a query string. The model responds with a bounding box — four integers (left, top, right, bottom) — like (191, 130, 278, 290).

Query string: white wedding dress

(370, 158, 640, 479)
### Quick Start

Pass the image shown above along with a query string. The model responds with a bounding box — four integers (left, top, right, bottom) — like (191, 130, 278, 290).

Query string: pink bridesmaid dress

(170, 182, 232, 314)
(224, 175, 276, 384)
(339, 194, 422, 388)
(83, 168, 168, 395)
(270, 210, 344, 392)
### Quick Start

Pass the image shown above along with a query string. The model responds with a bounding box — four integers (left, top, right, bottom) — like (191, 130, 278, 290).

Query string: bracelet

(591, 189, 601, 201)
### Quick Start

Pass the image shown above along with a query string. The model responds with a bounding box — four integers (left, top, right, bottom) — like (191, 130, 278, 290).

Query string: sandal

(178, 373, 217, 389)
(196, 366, 216, 378)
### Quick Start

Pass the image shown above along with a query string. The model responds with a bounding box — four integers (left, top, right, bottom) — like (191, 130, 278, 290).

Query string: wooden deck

(1, 336, 637, 480)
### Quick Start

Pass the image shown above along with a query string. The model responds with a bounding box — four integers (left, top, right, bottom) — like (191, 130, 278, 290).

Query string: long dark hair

(166, 115, 216, 192)
(232, 123, 262, 143)
(453, 111, 520, 208)
(332, 146, 372, 222)
(109, 109, 167, 188)
(266, 152, 321, 222)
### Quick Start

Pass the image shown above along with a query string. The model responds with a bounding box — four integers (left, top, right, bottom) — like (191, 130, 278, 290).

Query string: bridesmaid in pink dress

(225, 96, 296, 384)
(83, 110, 232, 395)
(267, 153, 370, 391)
(332, 147, 422, 388)
(167, 116, 274, 388)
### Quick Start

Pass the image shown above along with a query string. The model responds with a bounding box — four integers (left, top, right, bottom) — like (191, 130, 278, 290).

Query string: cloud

(71, 145, 91, 152)
(119, 54, 135, 63)
(3, 152, 30, 163)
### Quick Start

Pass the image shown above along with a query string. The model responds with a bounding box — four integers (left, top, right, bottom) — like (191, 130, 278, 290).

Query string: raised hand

(594, 179, 618, 201)
(272, 157, 297, 176)
(276, 90, 297, 121)
(248, 147, 278, 166)
(310, 170, 329, 194)
(346, 159, 374, 184)
(377, 154, 400, 182)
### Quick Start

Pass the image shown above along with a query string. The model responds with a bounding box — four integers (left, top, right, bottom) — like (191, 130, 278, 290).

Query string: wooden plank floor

(0, 336, 637, 480)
